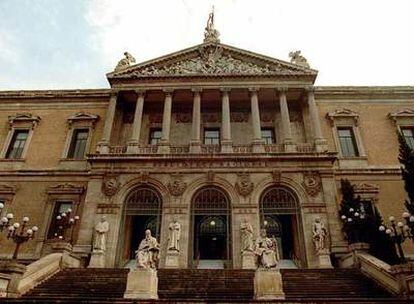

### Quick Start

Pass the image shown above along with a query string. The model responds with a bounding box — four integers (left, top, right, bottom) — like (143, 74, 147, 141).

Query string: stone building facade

(0, 28, 413, 270)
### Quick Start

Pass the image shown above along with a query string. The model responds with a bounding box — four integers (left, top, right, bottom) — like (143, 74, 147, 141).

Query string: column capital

(163, 88, 174, 95)
(276, 87, 288, 94)
(135, 89, 146, 97)
(191, 87, 203, 94)
(304, 86, 315, 93)
(220, 87, 231, 93)
(109, 90, 119, 98)
(248, 87, 260, 93)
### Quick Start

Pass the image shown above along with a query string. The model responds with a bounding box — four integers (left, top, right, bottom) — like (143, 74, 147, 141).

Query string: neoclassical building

(0, 21, 413, 270)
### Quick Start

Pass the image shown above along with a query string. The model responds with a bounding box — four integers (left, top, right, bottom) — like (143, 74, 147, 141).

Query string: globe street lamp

(53, 208, 79, 243)
(340, 207, 367, 244)
(2, 213, 39, 260)
(379, 214, 413, 263)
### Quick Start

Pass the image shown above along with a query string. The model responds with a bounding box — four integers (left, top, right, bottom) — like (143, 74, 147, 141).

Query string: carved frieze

(47, 183, 85, 195)
(175, 113, 192, 123)
(167, 175, 187, 197)
(102, 176, 120, 197)
(302, 172, 322, 197)
(235, 173, 254, 197)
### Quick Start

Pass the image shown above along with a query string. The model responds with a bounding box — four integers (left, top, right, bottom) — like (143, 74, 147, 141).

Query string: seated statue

(255, 229, 279, 268)
(135, 229, 160, 269)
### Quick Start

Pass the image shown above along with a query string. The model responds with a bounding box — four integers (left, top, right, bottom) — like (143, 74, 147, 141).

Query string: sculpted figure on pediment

(289, 50, 310, 68)
(115, 52, 136, 71)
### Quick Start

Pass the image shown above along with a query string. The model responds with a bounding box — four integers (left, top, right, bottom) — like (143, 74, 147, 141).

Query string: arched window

(193, 187, 229, 214)
(125, 186, 162, 215)
(260, 186, 298, 215)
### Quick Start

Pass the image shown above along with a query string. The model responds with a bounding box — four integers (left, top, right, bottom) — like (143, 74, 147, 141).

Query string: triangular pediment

(107, 43, 317, 81)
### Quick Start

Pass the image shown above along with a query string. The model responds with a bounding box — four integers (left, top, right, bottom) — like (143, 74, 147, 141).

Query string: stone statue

(115, 51, 136, 71)
(93, 216, 109, 252)
(288, 50, 310, 68)
(240, 218, 254, 252)
(312, 217, 328, 253)
(135, 229, 160, 269)
(204, 7, 220, 43)
(255, 229, 279, 268)
(167, 218, 181, 251)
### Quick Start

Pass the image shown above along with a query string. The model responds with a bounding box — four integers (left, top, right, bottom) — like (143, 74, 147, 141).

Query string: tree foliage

(397, 131, 414, 214)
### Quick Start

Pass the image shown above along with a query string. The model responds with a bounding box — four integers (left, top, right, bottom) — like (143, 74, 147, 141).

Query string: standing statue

(288, 50, 310, 68)
(167, 218, 181, 251)
(312, 217, 328, 253)
(240, 218, 254, 252)
(93, 216, 109, 252)
(255, 229, 279, 268)
(114, 51, 136, 71)
(135, 229, 160, 269)
(203, 7, 220, 43)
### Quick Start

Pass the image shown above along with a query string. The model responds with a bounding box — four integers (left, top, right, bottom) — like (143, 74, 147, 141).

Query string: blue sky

(0, 0, 413, 90)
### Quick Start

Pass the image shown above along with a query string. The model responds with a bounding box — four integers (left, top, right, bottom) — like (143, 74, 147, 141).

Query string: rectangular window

(402, 128, 414, 149)
(6, 129, 29, 159)
(48, 201, 73, 239)
(204, 129, 220, 145)
(149, 129, 162, 145)
(67, 129, 89, 159)
(337, 127, 359, 157)
(261, 128, 275, 145)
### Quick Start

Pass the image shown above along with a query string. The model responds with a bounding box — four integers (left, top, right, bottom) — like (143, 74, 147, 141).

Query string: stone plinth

(165, 250, 179, 268)
(124, 268, 158, 300)
(241, 251, 256, 269)
(317, 249, 333, 269)
(390, 262, 414, 299)
(254, 269, 285, 300)
(88, 250, 106, 268)
(0, 261, 26, 298)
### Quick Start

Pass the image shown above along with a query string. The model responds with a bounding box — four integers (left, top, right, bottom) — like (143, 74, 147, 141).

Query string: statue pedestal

(0, 261, 26, 298)
(88, 250, 106, 268)
(317, 249, 333, 269)
(241, 251, 256, 269)
(254, 269, 285, 300)
(124, 268, 158, 300)
(165, 250, 179, 268)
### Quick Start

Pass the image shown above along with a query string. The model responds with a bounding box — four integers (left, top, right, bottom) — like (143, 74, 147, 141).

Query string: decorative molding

(167, 174, 187, 196)
(235, 173, 254, 197)
(8, 113, 41, 129)
(101, 175, 120, 197)
(302, 171, 322, 197)
(388, 109, 414, 122)
(202, 113, 220, 123)
(271, 170, 281, 184)
(47, 183, 85, 195)
(138, 171, 150, 183)
(326, 108, 359, 126)
(67, 112, 99, 128)
(354, 182, 380, 194)
(0, 183, 16, 195)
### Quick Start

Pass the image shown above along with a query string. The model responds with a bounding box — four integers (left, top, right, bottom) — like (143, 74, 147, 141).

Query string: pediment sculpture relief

(114, 52, 136, 71)
(289, 50, 310, 68)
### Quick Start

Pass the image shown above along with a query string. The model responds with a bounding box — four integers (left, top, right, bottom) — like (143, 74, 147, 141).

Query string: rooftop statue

(115, 51, 136, 71)
(288, 50, 310, 68)
(204, 7, 220, 44)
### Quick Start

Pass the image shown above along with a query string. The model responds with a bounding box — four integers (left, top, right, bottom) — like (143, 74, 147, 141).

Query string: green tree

(397, 131, 414, 214)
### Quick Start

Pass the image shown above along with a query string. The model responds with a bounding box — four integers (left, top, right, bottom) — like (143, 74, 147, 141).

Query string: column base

(157, 142, 170, 154)
(315, 138, 328, 153)
(220, 140, 233, 153)
(96, 141, 110, 154)
(189, 141, 201, 153)
(254, 269, 285, 300)
(251, 140, 265, 153)
(241, 251, 256, 269)
(165, 250, 180, 268)
(283, 139, 297, 153)
(126, 141, 140, 154)
(88, 250, 106, 268)
(124, 269, 158, 300)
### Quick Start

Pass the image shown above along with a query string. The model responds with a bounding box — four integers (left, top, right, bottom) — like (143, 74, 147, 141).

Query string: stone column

(278, 88, 296, 152)
(306, 87, 328, 152)
(220, 88, 232, 153)
(97, 92, 117, 154)
(190, 88, 202, 153)
(158, 89, 173, 154)
(250, 88, 265, 153)
(126, 90, 145, 154)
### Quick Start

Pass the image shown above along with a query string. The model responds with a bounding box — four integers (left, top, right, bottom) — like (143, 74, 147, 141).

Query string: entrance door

(191, 187, 231, 268)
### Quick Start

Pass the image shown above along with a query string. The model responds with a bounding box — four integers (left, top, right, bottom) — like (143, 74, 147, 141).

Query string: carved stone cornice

(326, 108, 359, 126)
(47, 183, 85, 195)
(8, 113, 41, 129)
(67, 112, 99, 128)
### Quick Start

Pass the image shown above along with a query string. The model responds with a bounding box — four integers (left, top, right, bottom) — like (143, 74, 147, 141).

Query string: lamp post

(340, 207, 367, 243)
(379, 214, 414, 264)
(1, 212, 39, 260)
(53, 208, 79, 243)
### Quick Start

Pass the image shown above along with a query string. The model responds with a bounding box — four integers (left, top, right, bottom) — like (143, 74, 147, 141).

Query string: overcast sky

(0, 0, 413, 90)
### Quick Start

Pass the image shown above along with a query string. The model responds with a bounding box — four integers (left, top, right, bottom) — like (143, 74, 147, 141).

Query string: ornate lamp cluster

(0, 202, 39, 259)
(340, 207, 367, 243)
(53, 208, 79, 242)
(379, 213, 414, 263)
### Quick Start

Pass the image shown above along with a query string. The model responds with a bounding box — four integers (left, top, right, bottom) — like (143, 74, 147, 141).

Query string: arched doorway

(191, 187, 231, 269)
(259, 186, 304, 267)
(120, 186, 162, 266)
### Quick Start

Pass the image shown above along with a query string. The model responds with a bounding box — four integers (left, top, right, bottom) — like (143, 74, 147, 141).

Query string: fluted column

(250, 88, 265, 153)
(306, 87, 327, 152)
(97, 91, 117, 154)
(158, 89, 173, 154)
(278, 88, 296, 152)
(190, 88, 202, 153)
(220, 88, 232, 153)
(126, 90, 145, 154)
